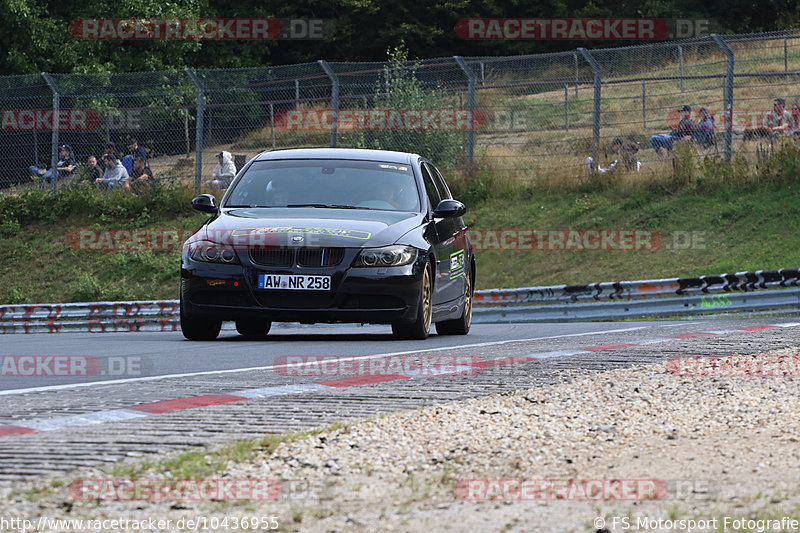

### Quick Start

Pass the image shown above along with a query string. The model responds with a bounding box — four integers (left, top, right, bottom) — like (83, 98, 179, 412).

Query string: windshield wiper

(285, 203, 360, 209)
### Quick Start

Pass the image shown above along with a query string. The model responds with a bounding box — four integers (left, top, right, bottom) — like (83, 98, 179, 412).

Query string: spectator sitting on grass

(789, 103, 800, 135)
(29, 144, 77, 186)
(82, 155, 103, 183)
(126, 138, 148, 164)
(692, 107, 715, 146)
(95, 153, 129, 190)
(205, 151, 237, 189)
(766, 97, 791, 134)
(621, 142, 642, 171)
(102, 141, 119, 160)
(650, 105, 695, 154)
(586, 137, 624, 174)
(124, 156, 154, 194)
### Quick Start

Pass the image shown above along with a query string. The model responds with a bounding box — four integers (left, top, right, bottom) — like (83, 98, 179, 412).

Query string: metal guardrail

(1, 269, 798, 333)
(473, 289, 800, 324)
(473, 268, 800, 305)
(0, 301, 179, 334)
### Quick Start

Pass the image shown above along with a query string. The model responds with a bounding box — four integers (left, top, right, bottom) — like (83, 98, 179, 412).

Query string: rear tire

(235, 319, 272, 338)
(435, 268, 473, 336)
(392, 261, 433, 340)
(180, 297, 221, 341)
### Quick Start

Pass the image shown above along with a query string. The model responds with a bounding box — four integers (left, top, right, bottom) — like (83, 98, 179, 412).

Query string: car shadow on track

(213, 333, 414, 342)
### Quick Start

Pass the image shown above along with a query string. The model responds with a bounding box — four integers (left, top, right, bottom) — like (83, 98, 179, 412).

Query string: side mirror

(192, 194, 219, 214)
(433, 199, 466, 219)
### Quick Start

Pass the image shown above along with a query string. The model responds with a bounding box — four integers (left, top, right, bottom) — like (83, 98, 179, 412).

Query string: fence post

(578, 48, 602, 169)
(711, 34, 734, 160)
(184, 109, 190, 157)
(185, 68, 205, 194)
(564, 83, 569, 132)
(295, 79, 300, 107)
(678, 45, 684, 93)
(318, 60, 339, 148)
(41, 73, 59, 190)
(454, 56, 476, 169)
(785, 38, 789, 82)
(573, 52, 579, 97)
(642, 79, 646, 129)
(269, 103, 276, 150)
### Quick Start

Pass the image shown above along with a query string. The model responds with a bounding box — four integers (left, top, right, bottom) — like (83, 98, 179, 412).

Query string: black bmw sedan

(180, 148, 474, 340)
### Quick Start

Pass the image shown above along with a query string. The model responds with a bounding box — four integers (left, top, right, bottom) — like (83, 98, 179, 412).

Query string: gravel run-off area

(3, 348, 800, 532)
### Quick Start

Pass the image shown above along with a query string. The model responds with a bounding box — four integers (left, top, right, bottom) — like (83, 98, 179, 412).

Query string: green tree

(345, 43, 465, 167)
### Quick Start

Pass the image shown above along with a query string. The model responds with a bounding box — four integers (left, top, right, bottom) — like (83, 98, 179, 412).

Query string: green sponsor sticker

(449, 250, 465, 279)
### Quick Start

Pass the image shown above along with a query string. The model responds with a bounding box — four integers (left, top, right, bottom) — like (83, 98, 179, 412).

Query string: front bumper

(181, 250, 426, 324)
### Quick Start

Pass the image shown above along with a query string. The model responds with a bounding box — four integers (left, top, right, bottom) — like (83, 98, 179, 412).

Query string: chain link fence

(1, 29, 799, 192)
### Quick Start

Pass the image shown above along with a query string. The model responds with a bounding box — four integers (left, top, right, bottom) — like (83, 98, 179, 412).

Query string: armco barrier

(1, 269, 798, 333)
(473, 268, 800, 305)
(472, 289, 800, 323)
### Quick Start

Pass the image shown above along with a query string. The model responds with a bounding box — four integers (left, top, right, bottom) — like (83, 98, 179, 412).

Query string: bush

(758, 142, 800, 183)
(0, 182, 195, 224)
(73, 273, 104, 301)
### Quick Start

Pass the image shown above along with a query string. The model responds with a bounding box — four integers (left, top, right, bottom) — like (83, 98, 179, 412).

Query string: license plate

(258, 274, 331, 291)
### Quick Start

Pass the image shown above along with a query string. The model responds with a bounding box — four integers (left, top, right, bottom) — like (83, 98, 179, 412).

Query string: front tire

(392, 261, 433, 340)
(180, 296, 222, 341)
(235, 319, 272, 338)
(435, 268, 473, 336)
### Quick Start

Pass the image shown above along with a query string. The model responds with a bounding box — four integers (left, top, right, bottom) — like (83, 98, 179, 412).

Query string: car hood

(200, 208, 424, 248)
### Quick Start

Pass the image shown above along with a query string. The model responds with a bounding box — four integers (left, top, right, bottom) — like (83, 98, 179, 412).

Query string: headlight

(353, 245, 417, 267)
(187, 240, 240, 264)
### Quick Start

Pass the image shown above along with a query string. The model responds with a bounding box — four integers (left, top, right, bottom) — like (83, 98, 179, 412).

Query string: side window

(420, 163, 442, 210)
(428, 164, 452, 200)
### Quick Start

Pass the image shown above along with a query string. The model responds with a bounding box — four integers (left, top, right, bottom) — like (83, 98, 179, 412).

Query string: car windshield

(224, 159, 421, 212)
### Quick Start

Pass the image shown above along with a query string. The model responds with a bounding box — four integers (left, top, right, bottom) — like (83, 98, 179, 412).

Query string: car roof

(253, 148, 420, 164)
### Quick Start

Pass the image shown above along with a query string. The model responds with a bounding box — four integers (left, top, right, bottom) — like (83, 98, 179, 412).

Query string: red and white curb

(1, 322, 798, 438)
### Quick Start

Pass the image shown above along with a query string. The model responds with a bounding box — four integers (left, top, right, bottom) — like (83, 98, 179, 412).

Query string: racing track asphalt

(0, 321, 677, 392)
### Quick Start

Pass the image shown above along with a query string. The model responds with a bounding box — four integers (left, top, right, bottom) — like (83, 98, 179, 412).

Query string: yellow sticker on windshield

(232, 227, 371, 240)
(379, 164, 409, 171)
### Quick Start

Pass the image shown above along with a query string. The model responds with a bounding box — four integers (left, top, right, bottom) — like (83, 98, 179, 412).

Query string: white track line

(0, 326, 651, 396)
